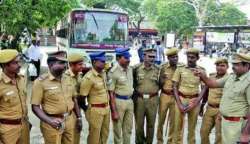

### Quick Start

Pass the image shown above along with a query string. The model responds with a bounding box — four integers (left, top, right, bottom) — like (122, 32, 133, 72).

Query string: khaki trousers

(221, 117, 247, 144)
(85, 107, 110, 144)
(134, 96, 158, 144)
(41, 113, 74, 144)
(157, 94, 176, 144)
(174, 97, 200, 144)
(113, 99, 134, 144)
(200, 106, 221, 144)
(0, 119, 30, 144)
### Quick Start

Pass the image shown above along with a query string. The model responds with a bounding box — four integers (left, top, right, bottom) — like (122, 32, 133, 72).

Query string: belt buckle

(143, 94, 150, 99)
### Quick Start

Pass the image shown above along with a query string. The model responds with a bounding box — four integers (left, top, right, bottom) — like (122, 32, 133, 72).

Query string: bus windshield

(71, 11, 128, 46)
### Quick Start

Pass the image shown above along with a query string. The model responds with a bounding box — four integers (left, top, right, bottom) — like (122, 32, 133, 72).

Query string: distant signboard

(206, 32, 234, 43)
(239, 33, 250, 44)
(193, 32, 205, 51)
(166, 33, 175, 47)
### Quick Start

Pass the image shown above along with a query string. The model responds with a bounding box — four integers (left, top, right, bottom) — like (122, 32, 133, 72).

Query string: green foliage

(204, 3, 247, 25)
(142, 0, 248, 37)
(0, 0, 78, 36)
(155, 0, 198, 36)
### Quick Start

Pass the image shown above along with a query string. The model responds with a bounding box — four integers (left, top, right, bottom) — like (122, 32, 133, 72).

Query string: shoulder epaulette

(161, 62, 169, 67)
(38, 74, 48, 81)
(83, 70, 93, 79)
(153, 64, 160, 69)
(133, 63, 143, 70)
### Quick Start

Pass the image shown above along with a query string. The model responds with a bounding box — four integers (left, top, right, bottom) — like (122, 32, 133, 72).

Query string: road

(26, 46, 229, 144)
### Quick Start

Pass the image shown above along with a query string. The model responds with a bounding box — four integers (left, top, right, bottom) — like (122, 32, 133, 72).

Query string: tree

(142, 0, 247, 37)
(204, 3, 247, 25)
(0, 0, 79, 49)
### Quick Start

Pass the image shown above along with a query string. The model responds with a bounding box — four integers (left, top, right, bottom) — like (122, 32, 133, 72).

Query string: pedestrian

(79, 51, 110, 144)
(0, 34, 9, 50)
(133, 47, 160, 144)
(65, 53, 84, 144)
(157, 48, 184, 144)
(108, 48, 134, 144)
(138, 40, 146, 62)
(155, 41, 165, 65)
(172, 48, 206, 144)
(31, 53, 77, 144)
(26, 38, 42, 81)
(194, 53, 250, 144)
(0, 49, 30, 144)
(199, 58, 229, 144)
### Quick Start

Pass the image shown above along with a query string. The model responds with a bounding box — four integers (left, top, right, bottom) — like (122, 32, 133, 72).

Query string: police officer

(79, 52, 110, 144)
(133, 47, 160, 144)
(108, 48, 134, 144)
(47, 50, 67, 58)
(65, 53, 84, 144)
(172, 48, 205, 144)
(157, 48, 183, 144)
(199, 58, 228, 144)
(31, 54, 77, 144)
(195, 53, 250, 144)
(0, 49, 30, 144)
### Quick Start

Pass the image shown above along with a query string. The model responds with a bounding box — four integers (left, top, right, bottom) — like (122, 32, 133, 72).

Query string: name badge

(143, 94, 150, 99)
(5, 91, 14, 96)
(47, 86, 58, 90)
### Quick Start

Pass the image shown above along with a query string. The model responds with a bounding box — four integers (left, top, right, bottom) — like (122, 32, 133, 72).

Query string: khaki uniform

(0, 72, 30, 144)
(133, 63, 160, 144)
(157, 63, 183, 144)
(64, 69, 82, 144)
(31, 72, 76, 144)
(217, 72, 250, 144)
(172, 65, 204, 144)
(80, 68, 110, 144)
(108, 64, 134, 144)
(200, 73, 228, 144)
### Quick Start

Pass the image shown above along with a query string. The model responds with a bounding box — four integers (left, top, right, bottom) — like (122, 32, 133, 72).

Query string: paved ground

(24, 46, 228, 144)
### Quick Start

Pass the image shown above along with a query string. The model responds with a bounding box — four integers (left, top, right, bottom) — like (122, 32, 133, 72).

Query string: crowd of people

(0, 44, 250, 144)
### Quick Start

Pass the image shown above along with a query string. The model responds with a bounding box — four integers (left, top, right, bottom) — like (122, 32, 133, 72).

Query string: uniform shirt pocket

(45, 86, 60, 101)
(3, 90, 18, 106)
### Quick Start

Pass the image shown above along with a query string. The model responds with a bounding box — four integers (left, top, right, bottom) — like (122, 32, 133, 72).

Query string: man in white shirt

(155, 41, 165, 65)
(27, 39, 42, 81)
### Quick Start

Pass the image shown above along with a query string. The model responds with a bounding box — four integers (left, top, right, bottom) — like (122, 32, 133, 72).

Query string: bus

(56, 8, 129, 66)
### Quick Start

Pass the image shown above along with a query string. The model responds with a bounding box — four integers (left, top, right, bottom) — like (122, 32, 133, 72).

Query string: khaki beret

(67, 53, 84, 63)
(231, 53, 250, 63)
(166, 48, 179, 56)
(0, 49, 19, 63)
(186, 48, 200, 54)
(215, 58, 228, 64)
(47, 50, 67, 58)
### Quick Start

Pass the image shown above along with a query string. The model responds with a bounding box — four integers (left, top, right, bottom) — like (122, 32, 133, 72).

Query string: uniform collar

(234, 72, 249, 81)
(1, 72, 20, 84)
(65, 69, 76, 77)
(48, 71, 56, 81)
(92, 68, 102, 77)
(117, 63, 128, 72)
(142, 64, 153, 70)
